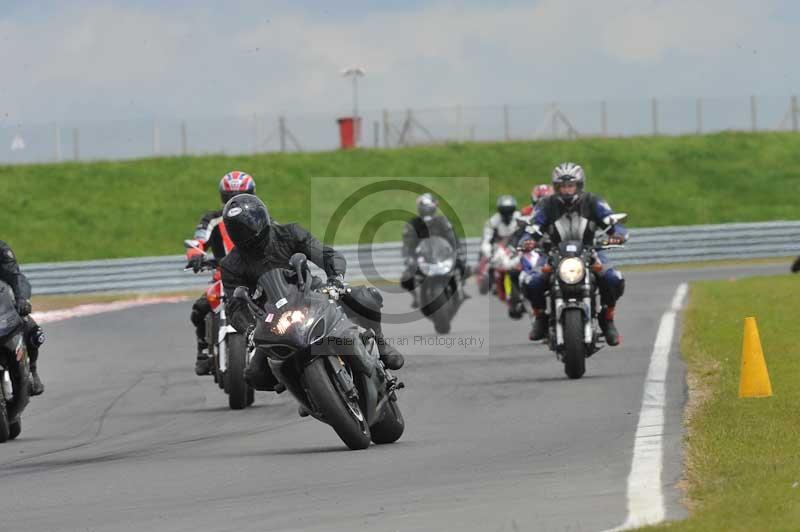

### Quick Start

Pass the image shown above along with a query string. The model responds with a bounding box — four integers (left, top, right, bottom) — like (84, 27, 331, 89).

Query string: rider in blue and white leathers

(519, 163, 627, 345)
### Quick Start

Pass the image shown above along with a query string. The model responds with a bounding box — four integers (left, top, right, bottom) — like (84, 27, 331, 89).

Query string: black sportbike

(412, 236, 464, 334)
(540, 214, 627, 379)
(0, 280, 30, 442)
(233, 254, 404, 450)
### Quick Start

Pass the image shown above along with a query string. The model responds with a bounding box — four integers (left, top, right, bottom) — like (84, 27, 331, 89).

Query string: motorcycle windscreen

(0, 281, 22, 339)
(415, 236, 455, 264)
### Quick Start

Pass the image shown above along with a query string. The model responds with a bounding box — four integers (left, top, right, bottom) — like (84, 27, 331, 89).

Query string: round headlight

(558, 257, 585, 284)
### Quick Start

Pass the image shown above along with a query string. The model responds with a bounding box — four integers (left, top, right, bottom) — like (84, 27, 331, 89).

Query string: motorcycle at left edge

(0, 280, 30, 442)
(185, 240, 254, 410)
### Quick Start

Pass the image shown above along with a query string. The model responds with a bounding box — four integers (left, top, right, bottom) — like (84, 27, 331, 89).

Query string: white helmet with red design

(530, 184, 553, 206)
(219, 171, 256, 205)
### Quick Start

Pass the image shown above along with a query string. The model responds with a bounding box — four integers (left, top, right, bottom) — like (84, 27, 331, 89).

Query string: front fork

(550, 271, 595, 349)
(215, 308, 242, 373)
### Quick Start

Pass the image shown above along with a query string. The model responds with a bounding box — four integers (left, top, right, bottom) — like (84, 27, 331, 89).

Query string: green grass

(1, 131, 799, 262)
(642, 275, 800, 531)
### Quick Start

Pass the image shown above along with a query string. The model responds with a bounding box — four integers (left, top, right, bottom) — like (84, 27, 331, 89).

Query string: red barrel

(337, 117, 360, 149)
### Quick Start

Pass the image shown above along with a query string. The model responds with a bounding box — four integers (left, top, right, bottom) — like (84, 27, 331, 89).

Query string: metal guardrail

(22, 221, 800, 295)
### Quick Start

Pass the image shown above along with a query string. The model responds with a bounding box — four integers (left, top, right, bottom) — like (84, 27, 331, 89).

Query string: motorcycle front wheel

(562, 308, 587, 379)
(304, 357, 371, 450)
(225, 333, 251, 410)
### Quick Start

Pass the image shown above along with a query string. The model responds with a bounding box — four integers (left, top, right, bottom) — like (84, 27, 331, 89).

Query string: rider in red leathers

(188, 171, 256, 375)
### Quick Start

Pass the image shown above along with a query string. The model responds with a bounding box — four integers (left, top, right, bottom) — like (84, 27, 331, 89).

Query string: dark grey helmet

(416, 193, 438, 219)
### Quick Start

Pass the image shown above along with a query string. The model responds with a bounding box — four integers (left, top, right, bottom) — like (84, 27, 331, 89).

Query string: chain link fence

(2, 95, 799, 164)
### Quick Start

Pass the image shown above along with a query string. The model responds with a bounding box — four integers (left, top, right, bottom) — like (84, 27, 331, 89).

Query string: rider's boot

(410, 290, 419, 309)
(529, 308, 548, 341)
(244, 348, 285, 392)
(375, 333, 404, 370)
(27, 326, 45, 396)
(598, 306, 621, 346)
(194, 340, 212, 376)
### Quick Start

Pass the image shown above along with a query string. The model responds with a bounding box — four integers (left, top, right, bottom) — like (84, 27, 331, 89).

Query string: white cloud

(1, 0, 797, 127)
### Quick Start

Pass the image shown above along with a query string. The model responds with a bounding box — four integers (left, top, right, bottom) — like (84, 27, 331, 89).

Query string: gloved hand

(607, 234, 626, 245)
(791, 256, 800, 274)
(326, 274, 345, 289)
(188, 254, 205, 273)
(16, 298, 31, 316)
(520, 240, 536, 252)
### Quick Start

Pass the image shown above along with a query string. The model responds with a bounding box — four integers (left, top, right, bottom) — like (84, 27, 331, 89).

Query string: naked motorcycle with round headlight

(540, 214, 627, 379)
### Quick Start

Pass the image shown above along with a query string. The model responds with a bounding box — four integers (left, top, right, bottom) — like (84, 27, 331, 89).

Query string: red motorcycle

(185, 240, 254, 410)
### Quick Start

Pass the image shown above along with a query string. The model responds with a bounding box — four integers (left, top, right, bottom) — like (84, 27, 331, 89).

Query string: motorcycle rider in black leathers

(188, 171, 256, 376)
(219, 194, 404, 392)
(400, 193, 469, 308)
(0, 240, 46, 395)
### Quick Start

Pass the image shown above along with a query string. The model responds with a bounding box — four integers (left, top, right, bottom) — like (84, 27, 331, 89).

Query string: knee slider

(29, 326, 45, 348)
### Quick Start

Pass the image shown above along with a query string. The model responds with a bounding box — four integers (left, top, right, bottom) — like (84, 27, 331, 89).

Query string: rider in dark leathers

(0, 240, 45, 395)
(400, 193, 468, 308)
(519, 163, 628, 345)
(188, 172, 256, 376)
(219, 194, 404, 391)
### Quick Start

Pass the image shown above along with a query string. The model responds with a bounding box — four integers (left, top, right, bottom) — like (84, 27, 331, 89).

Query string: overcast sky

(2, 0, 799, 126)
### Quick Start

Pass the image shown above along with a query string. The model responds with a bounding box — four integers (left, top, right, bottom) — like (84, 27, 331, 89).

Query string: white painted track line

(607, 282, 688, 531)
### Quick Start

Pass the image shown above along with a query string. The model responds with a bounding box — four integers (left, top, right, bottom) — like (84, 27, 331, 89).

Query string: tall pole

(750, 95, 758, 132)
(792, 95, 798, 132)
(382, 109, 389, 148)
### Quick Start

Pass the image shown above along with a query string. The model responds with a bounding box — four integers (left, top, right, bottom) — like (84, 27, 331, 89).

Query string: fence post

(651, 98, 659, 135)
(792, 95, 798, 132)
(382, 109, 389, 148)
(456, 105, 463, 142)
(279, 116, 287, 152)
(180, 122, 188, 156)
(696, 98, 703, 134)
(54, 125, 62, 162)
(252, 114, 259, 154)
(72, 128, 80, 161)
(551, 103, 558, 138)
(503, 105, 510, 141)
(373, 121, 379, 148)
(153, 120, 160, 156)
(750, 95, 758, 132)
(601, 101, 608, 137)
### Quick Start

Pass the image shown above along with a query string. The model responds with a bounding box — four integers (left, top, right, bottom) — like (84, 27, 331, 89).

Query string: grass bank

(644, 274, 800, 531)
(2, 132, 799, 262)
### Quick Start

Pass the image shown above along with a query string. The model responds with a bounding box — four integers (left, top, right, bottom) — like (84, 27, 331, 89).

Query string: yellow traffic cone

(738, 317, 773, 398)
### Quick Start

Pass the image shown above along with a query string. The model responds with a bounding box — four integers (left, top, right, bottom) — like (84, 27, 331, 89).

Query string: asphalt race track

(0, 263, 787, 532)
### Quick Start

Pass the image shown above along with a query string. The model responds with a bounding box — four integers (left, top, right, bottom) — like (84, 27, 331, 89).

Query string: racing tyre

(225, 333, 250, 410)
(370, 400, 404, 444)
(563, 309, 586, 379)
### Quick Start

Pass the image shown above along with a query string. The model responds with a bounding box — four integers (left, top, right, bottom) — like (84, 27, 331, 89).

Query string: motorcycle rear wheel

(0, 397, 9, 443)
(8, 418, 20, 440)
(563, 309, 586, 379)
(225, 333, 251, 410)
(370, 400, 404, 444)
(304, 357, 371, 450)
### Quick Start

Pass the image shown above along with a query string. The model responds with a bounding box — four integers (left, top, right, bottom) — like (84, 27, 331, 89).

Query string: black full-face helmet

(223, 194, 271, 253)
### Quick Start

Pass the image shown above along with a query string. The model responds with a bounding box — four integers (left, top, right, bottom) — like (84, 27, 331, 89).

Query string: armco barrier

(21, 221, 800, 295)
